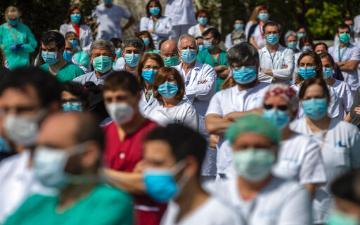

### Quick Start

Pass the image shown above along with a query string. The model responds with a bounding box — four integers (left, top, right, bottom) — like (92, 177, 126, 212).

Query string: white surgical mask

(4, 114, 41, 146)
(106, 102, 134, 125)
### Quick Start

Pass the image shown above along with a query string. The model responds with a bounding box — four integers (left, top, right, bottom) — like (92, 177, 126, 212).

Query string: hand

(354, 106, 360, 115)
(209, 134, 219, 149)
(263, 69, 273, 76)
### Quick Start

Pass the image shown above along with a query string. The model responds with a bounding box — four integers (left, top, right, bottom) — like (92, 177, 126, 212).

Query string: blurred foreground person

(142, 124, 242, 225)
(3, 112, 133, 225)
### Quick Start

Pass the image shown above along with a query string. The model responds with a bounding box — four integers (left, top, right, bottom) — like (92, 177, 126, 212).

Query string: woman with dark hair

(139, 0, 172, 49)
(59, 4, 93, 52)
(135, 31, 158, 53)
(188, 9, 212, 37)
(291, 77, 360, 225)
(149, 67, 198, 130)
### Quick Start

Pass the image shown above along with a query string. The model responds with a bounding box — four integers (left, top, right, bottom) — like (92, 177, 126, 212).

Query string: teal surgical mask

(233, 148, 275, 182)
(298, 66, 317, 79)
(181, 49, 197, 64)
(70, 13, 81, 24)
(142, 38, 150, 46)
(42, 51, 58, 65)
(8, 18, 18, 26)
(163, 56, 180, 67)
(323, 67, 334, 79)
(157, 81, 178, 98)
(297, 32, 306, 39)
(302, 98, 328, 120)
(198, 44, 204, 51)
(234, 23, 244, 31)
(339, 33, 351, 44)
(257, 12, 269, 22)
(287, 41, 297, 49)
(326, 210, 359, 225)
(124, 53, 140, 68)
(115, 48, 122, 58)
(232, 66, 257, 84)
(266, 33, 279, 45)
(197, 17, 208, 25)
(149, 7, 160, 16)
(263, 109, 290, 129)
(203, 40, 213, 50)
(92, 55, 112, 73)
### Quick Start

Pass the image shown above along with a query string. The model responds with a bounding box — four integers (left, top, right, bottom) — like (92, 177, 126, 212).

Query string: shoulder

(140, 17, 149, 23)
(92, 184, 132, 204)
(268, 177, 307, 197)
(334, 120, 359, 134)
(80, 24, 91, 30)
(198, 62, 215, 73)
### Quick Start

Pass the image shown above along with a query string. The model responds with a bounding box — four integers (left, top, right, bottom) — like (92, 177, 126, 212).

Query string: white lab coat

(258, 45, 295, 83)
(59, 23, 93, 52)
(140, 16, 173, 48)
(164, 0, 196, 26)
(188, 24, 212, 38)
(139, 90, 159, 117)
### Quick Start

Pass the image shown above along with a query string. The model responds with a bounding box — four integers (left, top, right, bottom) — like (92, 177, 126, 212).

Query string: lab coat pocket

(333, 147, 348, 167)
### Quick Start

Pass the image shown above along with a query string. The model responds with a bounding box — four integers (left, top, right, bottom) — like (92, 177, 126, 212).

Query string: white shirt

(93, 3, 131, 40)
(113, 57, 125, 71)
(258, 45, 295, 83)
(59, 23, 93, 52)
(225, 33, 233, 49)
(0, 151, 54, 223)
(205, 83, 269, 174)
(329, 44, 360, 91)
(174, 62, 216, 134)
(161, 197, 243, 225)
(251, 25, 266, 49)
(140, 16, 173, 48)
(139, 90, 159, 117)
(290, 118, 360, 223)
(148, 100, 199, 130)
(331, 79, 353, 114)
(164, 0, 196, 26)
(273, 134, 327, 185)
(188, 24, 212, 38)
(72, 70, 113, 85)
(207, 176, 312, 225)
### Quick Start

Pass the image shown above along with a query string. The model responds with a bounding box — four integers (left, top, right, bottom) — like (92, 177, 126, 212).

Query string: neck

(305, 116, 331, 133)
(116, 112, 146, 141)
(199, 24, 206, 28)
(145, 83, 152, 90)
(339, 42, 349, 48)
(237, 80, 258, 91)
(163, 98, 179, 107)
(58, 182, 97, 210)
(209, 46, 221, 54)
(95, 69, 111, 78)
(237, 175, 272, 201)
(181, 62, 195, 74)
(326, 77, 335, 86)
(281, 125, 294, 140)
(125, 65, 136, 74)
(50, 59, 66, 70)
(267, 44, 279, 52)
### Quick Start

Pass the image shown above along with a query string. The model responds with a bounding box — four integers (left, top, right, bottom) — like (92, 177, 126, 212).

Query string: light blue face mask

(234, 23, 244, 31)
(198, 44, 204, 51)
(257, 12, 269, 22)
(0, 136, 11, 153)
(70, 13, 81, 24)
(181, 49, 197, 64)
(203, 40, 213, 50)
(157, 81, 178, 98)
(266, 33, 279, 45)
(42, 51, 58, 65)
(323, 67, 334, 79)
(232, 66, 257, 84)
(142, 38, 150, 46)
(8, 18, 18, 26)
(115, 48, 122, 58)
(69, 39, 79, 49)
(287, 41, 297, 49)
(197, 17, 208, 25)
(297, 32, 306, 39)
(124, 53, 140, 68)
(141, 69, 157, 84)
(144, 170, 178, 202)
(149, 7, 160, 16)
(326, 210, 359, 225)
(263, 109, 290, 129)
(63, 50, 73, 62)
(62, 102, 82, 112)
(298, 66, 317, 79)
(163, 56, 180, 67)
(302, 98, 328, 120)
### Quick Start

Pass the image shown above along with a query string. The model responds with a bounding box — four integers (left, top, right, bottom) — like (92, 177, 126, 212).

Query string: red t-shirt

(103, 119, 166, 225)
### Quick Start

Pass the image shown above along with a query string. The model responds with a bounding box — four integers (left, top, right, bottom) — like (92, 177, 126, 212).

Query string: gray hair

(227, 42, 259, 66)
(122, 37, 145, 52)
(90, 39, 115, 54)
(177, 34, 197, 50)
(284, 30, 297, 44)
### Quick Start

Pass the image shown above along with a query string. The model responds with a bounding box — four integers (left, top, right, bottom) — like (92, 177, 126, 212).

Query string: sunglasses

(263, 104, 288, 111)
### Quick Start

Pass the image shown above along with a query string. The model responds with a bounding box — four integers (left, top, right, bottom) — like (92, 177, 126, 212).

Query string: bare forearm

(205, 116, 232, 134)
(103, 168, 145, 194)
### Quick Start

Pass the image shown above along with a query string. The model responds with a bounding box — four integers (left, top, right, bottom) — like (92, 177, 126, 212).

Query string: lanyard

(338, 46, 347, 62)
(266, 48, 277, 68)
(243, 199, 257, 225)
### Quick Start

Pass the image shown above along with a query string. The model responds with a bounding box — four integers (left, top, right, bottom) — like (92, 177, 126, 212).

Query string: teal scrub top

(0, 22, 37, 70)
(197, 49, 229, 91)
(40, 63, 84, 82)
(4, 184, 134, 225)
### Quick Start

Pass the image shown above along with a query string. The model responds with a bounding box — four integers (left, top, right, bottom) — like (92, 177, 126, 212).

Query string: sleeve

(184, 105, 199, 131)
(73, 65, 85, 78)
(225, 34, 232, 49)
(205, 92, 223, 116)
(119, 7, 131, 19)
(350, 46, 360, 61)
(81, 26, 93, 53)
(299, 139, 327, 185)
(154, 17, 173, 38)
(277, 186, 312, 225)
(343, 82, 354, 112)
(72, 74, 85, 84)
(0, 26, 4, 50)
(349, 129, 360, 169)
(272, 49, 294, 81)
(59, 24, 67, 36)
(22, 25, 37, 53)
(188, 25, 195, 36)
(139, 17, 148, 31)
(185, 65, 216, 101)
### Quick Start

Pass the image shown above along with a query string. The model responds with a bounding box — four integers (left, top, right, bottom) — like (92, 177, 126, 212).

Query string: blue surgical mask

(298, 66, 317, 79)
(0, 136, 11, 153)
(124, 53, 140, 68)
(257, 12, 269, 22)
(115, 48, 122, 58)
(104, 0, 113, 4)
(287, 41, 297, 49)
(69, 39, 79, 49)
(232, 66, 257, 84)
(297, 32, 306, 39)
(8, 18, 18, 26)
(142, 38, 150, 46)
(92, 55, 113, 73)
(70, 13, 81, 24)
(181, 49, 197, 64)
(157, 81, 178, 98)
(198, 44, 204, 51)
(339, 33, 350, 44)
(62, 102, 82, 112)
(149, 7, 160, 16)
(233, 148, 275, 182)
(234, 23, 244, 31)
(263, 109, 290, 129)
(266, 33, 279, 45)
(63, 50, 73, 62)
(163, 56, 180, 67)
(42, 51, 58, 65)
(203, 40, 213, 50)
(302, 46, 312, 52)
(144, 170, 178, 202)
(141, 69, 157, 84)
(302, 98, 328, 120)
(326, 210, 359, 225)
(323, 67, 334, 79)
(197, 17, 208, 25)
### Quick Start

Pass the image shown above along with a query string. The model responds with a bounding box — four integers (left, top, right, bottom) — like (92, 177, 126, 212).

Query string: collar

(95, 70, 114, 80)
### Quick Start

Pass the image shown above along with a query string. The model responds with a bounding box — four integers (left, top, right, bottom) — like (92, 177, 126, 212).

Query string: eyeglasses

(263, 104, 288, 111)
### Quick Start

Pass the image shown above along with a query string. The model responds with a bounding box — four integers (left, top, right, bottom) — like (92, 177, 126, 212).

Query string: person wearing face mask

(3, 112, 133, 225)
(327, 170, 360, 225)
(160, 39, 180, 67)
(329, 24, 360, 92)
(40, 31, 84, 82)
(141, 124, 242, 225)
(284, 30, 299, 53)
(63, 32, 81, 63)
(93, 0, 135, 41)
(101, 72, 166, 225)
(136, 31, 159, 54)
(207, 114, 312, 225)
(225, 18, 246, 49)
(59, 4, 93, 52)
(249, 6, 270, 49)
(61, 82, 87, 112)
(0, 67, 62, 223)
(197, 28, 229, 91)
(73, 40, 115, 85)
(290, 77, 360, 225)
(259, 21, 294, 84)
(0, 6, 37, 70)
(140, 0, 173, 49)
(137, 53, 164, 116)
(188, 10, 212, 38)
(149, 67, 198, 130)
(113, 37, 145, 74)
(205, 43, 269, 178)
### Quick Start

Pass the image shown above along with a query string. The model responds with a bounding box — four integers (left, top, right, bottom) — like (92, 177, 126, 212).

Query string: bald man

(160, 39, 179, 67)
(3, 112, 133, 225)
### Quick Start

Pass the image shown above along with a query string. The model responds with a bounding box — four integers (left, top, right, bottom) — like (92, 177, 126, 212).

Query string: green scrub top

(40, 62, 84, 82)
(4, 184, 134, 225)
(197, 49, 228, 91)
(0, 22, 37, 70)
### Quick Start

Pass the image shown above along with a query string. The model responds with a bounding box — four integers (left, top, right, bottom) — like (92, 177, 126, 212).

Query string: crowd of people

(0, 0, 360, 225)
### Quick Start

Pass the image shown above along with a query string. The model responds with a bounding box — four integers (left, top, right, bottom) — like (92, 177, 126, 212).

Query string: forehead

(92, 47, 111, 55)
(41, 42, 58, 49)
(338, 27, 350, 32)
(321, 57, 330, 64)
(300, 55, 315, 63)
(304, 84, 324, 96)
(179, 38, 195, 47)
(265, 25, 278, 32)
(233, 133, 273, 147)
(287, 35, 296, 40)
(264, 95, 288, 105)
(0, 86, 40, 106)
(144, 58, 159, 66)
(103, 89, 131, 97)
(143, 140, 175, 163)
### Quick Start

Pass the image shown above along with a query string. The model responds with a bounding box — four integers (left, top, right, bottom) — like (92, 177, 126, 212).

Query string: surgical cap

(225, 114, 280, 145)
